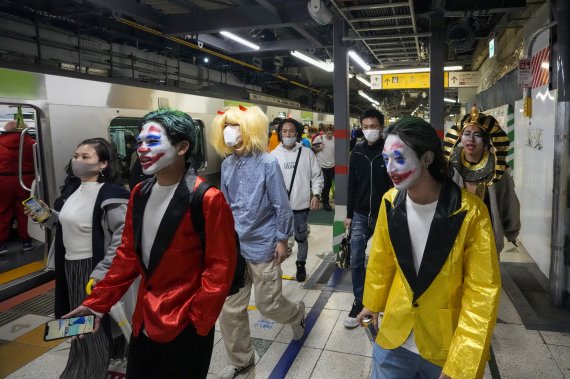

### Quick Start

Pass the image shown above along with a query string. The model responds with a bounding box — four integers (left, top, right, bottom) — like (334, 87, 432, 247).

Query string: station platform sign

(370, 71, 480, 89)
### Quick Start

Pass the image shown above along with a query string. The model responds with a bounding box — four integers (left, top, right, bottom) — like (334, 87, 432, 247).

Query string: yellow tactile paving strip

(0, 324, 63, 378)
(0, 261, 45, 285)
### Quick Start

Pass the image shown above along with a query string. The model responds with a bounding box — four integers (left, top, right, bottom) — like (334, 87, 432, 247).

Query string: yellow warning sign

(371, 73, 449, 89)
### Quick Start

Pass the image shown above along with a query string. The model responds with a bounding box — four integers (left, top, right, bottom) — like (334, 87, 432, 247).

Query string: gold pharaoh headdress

(443, 105, 510, 184)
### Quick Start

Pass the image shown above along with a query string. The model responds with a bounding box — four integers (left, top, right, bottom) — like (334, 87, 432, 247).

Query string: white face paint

(136, 122, 178, 175)
(382, 135, 422, 190)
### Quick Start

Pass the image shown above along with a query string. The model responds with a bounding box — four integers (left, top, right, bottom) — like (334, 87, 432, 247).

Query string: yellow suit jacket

(363, 179, 501, 379)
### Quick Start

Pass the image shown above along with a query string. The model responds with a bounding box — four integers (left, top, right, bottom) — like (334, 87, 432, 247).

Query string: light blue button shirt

(221, 153, 293, 263)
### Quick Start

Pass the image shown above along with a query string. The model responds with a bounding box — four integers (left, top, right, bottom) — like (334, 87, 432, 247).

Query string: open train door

(0, 104, 54, 301)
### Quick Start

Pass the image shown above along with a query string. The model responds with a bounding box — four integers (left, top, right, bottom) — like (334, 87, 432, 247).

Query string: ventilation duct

(447, 18, 475, 53)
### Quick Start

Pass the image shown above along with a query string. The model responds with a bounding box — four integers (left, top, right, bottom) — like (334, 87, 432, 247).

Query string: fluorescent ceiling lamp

(291, 50, 334, 72)
(348, 51, 371, 72)
(356, 75, 371, 87)
(367, 65, 463, 75)
(348, 73, 354, 78)
(444, 98, 457, 103)
(220, 31, 260, 50)
(358, 90, 379, 105)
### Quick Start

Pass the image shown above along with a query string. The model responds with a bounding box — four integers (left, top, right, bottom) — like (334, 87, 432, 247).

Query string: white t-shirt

(401, 194, 438, 354)
(59, 181, 104, 260)
(313, 135, 335, 168)
(141, 182, 178, 268)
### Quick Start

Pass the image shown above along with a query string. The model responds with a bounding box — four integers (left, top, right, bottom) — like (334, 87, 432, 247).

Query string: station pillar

(332, 16, 350, 253)
(429, 7, 445, 135)
(551, 0, 570, 306)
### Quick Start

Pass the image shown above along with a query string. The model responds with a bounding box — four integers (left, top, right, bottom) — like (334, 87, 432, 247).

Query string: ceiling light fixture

(367, 65, 463, 75)
(356, 75, 372, 88)
(358, 90, 379, 105)
(220, 31, 260, 50)
(290, 50, 334, 72)
(348, 51, 371, 72)
(444, 97, 457, 103)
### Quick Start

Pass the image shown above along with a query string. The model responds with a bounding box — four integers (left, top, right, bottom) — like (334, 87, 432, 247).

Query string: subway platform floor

(0, 225, 568, 379)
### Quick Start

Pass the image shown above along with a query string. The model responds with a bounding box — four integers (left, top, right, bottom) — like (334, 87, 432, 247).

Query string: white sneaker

(343, 314, 359, 328)
(343, 300, 363, 329)
(218, 357, 254, 379)
(291, 301, 306, 341)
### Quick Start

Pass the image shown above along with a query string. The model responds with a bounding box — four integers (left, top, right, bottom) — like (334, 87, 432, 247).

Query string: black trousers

(126, 325, 214, 379)
(321, 166, 335, 205)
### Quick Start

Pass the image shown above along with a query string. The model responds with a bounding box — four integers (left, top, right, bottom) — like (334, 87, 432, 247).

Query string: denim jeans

(370, 344, 442, 379)
(292, 210, 309, 262)
(350, 212, 376, 303)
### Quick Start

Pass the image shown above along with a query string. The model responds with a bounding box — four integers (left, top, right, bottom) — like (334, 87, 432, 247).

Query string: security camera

(308, 0, 332, 25)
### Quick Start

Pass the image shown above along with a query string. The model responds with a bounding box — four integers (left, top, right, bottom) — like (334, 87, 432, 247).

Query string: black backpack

(190, 181, 246, 296)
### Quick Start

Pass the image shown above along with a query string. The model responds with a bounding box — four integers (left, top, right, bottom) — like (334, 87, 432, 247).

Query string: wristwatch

(313, 194, 321, 199)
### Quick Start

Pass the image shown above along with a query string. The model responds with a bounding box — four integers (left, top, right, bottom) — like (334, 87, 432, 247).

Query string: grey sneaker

(291, 301, 306, 341)
(218, 356, 254, 379)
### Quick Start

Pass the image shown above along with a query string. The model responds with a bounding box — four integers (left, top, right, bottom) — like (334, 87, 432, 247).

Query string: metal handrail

(18, 126, 35, 191)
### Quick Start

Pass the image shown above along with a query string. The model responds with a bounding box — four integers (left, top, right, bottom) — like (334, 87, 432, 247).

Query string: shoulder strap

(190, 180, 214, 251)
(287, 148, 302, 199)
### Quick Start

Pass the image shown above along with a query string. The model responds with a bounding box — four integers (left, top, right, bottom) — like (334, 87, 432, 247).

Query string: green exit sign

(489, 38, 495, 58)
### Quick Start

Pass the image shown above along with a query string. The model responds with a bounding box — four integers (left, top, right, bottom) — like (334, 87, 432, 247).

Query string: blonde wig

(210, 105, 269, 156)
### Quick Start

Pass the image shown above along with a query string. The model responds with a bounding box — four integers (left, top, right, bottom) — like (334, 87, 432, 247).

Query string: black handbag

(335, 228, 351, 269)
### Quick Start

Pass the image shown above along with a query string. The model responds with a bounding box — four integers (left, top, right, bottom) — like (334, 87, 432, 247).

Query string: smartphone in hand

(44, 315, 95, 341)
(22, 196, 50, 223)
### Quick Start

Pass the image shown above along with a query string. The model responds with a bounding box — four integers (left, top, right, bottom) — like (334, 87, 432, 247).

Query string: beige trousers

(219, 259, 303, 366)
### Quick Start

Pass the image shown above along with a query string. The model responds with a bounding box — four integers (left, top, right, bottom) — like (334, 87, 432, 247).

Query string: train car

(0, 67, 333, 300)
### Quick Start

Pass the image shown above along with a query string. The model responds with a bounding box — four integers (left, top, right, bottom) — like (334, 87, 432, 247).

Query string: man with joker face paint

(66, 108, 237, 379)
(357, 116, 500, 379)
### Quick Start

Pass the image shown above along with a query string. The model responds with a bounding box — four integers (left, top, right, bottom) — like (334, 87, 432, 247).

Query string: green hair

(140, 107, 202, 168)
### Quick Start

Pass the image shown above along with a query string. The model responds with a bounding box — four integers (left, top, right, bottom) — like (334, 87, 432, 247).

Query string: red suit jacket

(83, 170, 237, 342)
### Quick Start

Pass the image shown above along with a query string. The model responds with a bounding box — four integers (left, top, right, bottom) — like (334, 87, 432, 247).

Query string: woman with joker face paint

(357, 116, 501, 379)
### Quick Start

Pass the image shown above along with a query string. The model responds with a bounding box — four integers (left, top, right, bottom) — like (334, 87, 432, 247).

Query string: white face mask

(282, 137, 297, 147)
(136, 122, 178, 175)
(363, 129, 380, 143)
(382, 135, 422, 190)
(223, 126, 241, 147)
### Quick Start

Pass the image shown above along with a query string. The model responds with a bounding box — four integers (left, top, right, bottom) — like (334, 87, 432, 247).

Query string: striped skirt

(60, 258, 111, 379)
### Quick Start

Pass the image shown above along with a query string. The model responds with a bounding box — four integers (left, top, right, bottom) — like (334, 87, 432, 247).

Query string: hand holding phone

(44, 315, 96, 341)
(22, 196, 51, 223)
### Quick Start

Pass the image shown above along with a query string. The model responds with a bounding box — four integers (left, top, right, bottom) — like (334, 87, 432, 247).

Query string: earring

(99, 169, 104, 177)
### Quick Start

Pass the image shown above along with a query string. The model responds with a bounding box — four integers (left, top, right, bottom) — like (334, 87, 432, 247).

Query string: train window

(108, 117, 206, 190)
(108, 118, 141, 188)
(192, 119, 207, 171)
